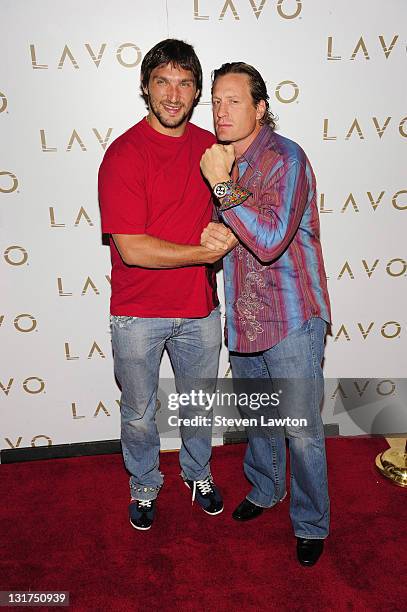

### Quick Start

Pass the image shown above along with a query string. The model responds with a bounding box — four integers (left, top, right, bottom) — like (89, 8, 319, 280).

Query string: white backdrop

(1, 0, 406, 454)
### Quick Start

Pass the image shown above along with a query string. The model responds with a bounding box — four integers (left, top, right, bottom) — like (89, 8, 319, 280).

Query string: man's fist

(200, 144, 235, 187)
(201, 222, 238, 252)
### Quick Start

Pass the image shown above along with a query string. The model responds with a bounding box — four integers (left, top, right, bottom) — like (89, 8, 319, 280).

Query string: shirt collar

(237, 124, 273, 169)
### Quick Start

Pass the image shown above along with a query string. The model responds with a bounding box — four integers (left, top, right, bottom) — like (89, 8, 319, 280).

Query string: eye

(180, 81, 192, 88)
(212, 99, 220, 106)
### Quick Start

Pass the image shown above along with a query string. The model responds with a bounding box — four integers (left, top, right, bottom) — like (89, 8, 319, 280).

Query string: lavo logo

(4, 435, 52, 449)
(333, 321, 403, 342)
(0, 91, 7, 113)
(0, 314, 37, 333)
(193, 0, 302, 20)
(319, 190, 407, 213)
(30, 43, 141, 69)
(49, 206, 95, 228)
(3, 246, 28, 266)
(71, 400, 120, 419)
(40, 128, 113, 152)
(327, 35, 401, 60)
(331, 379, 396, 399)
(335, 258, 407, 280)
(323, 117, 407, 140)
(57, 276, 111, 296)
(64, 341, 107, 360)
(274, 80, 299, 104)
(202, 79, 299, 104)
(0, 171, 18, 194)
(0, 377, 46, 396)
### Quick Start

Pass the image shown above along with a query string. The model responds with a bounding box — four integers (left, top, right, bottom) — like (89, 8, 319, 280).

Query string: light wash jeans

(110, 306, 221, 502)
(229, 317, 330, 539)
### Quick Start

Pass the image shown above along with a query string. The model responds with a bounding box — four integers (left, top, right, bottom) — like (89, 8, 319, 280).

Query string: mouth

(162, 103, 182, 116)
(217, 123, 232, 129)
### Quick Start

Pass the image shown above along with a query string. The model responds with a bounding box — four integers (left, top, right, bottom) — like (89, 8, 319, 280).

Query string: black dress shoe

(232, 498, 264, 521)
(296, 538, 324, 566)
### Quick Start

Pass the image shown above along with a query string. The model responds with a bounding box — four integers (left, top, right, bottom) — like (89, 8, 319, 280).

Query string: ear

(194, 89, 201, 100)
(141, 75, 148, 97)
(256, 100, 266, 122)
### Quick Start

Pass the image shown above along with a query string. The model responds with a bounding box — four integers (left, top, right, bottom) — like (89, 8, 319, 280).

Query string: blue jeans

(110, 306, 221, 502)
(229, 317, 330, 539)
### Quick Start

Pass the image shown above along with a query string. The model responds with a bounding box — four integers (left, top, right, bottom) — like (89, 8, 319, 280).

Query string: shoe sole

(232, 512, 262, 522)
(202, 506, 224, 516)
(184, 481, 224, 516)
(129, 519, 152, 531)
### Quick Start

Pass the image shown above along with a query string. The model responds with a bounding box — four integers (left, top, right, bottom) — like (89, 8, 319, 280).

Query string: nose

(216, 100, 228, 118)
(167, 84, 180, 103)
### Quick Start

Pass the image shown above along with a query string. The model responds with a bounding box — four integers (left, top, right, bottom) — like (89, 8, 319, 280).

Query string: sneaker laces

(137, 499, 152, 509)
(192, 477, 213, 503)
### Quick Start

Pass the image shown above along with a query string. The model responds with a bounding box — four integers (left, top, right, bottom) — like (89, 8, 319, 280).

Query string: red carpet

(0, 439, 405, 611)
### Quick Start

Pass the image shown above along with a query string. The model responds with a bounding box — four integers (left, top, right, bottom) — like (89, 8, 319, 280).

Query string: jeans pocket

(110, 315, 139, 329)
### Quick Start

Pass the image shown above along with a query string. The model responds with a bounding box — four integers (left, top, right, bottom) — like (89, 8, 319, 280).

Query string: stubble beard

(148, 96, 191, 130)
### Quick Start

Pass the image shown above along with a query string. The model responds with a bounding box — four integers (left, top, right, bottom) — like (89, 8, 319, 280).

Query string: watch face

(214, 183, 228, 198)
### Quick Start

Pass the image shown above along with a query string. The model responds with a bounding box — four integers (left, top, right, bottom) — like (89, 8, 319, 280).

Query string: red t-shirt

(98, 118, 218, 317)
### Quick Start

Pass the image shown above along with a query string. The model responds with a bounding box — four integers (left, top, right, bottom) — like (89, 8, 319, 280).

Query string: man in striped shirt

(200, 62, 331, 567)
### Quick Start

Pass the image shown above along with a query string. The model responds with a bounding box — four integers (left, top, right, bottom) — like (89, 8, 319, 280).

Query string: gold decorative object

(375, 438, 407, 487)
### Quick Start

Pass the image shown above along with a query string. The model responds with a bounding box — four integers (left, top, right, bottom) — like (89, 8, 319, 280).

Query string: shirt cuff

(217, 182, 252, 211)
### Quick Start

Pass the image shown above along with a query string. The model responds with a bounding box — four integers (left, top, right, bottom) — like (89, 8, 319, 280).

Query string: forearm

(219, 161, 307, 262)
(219, 206, 293, 263)
(112, 233, 225, 268)
(201, 146, 305, 262)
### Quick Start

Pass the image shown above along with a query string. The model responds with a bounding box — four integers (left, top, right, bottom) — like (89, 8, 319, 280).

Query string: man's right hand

(200, 222, 238, 253)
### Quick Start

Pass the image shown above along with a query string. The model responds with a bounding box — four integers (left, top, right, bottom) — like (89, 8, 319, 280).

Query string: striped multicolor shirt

(219, 125, 331, 353)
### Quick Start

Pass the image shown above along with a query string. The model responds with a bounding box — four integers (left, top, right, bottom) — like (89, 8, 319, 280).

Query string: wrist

(194, 245, 213, 264)
(212, 179, 236, 201)
(195, 245, 222, 265)
(208, 174, 231, 189)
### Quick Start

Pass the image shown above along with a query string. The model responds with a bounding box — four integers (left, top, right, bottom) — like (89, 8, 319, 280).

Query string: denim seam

(247, 488, 286, 509)
(270, 437, 280, 500)
(310, 318, 323, 440)
(309, 319, 330, 510)
(180, 469, 211, 482)
(246, 496, 274, 509)
(295, 534, 328, 540)
(256, 355, 282, 504)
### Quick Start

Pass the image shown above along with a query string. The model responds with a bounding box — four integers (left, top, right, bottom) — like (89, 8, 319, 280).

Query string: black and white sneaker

(184, 476, 224, 515)
(129, 499, 156, 530)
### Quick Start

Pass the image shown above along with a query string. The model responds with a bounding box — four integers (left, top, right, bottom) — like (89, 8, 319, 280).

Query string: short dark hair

(212, 62, 276, 129)
(141, 39, 202, 104)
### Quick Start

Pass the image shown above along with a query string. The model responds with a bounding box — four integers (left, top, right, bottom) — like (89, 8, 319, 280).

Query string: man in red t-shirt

(98, 39, 236, 530)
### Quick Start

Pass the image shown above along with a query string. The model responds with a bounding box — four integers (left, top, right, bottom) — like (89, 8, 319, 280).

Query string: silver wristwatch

(213, 180, 232, 198)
